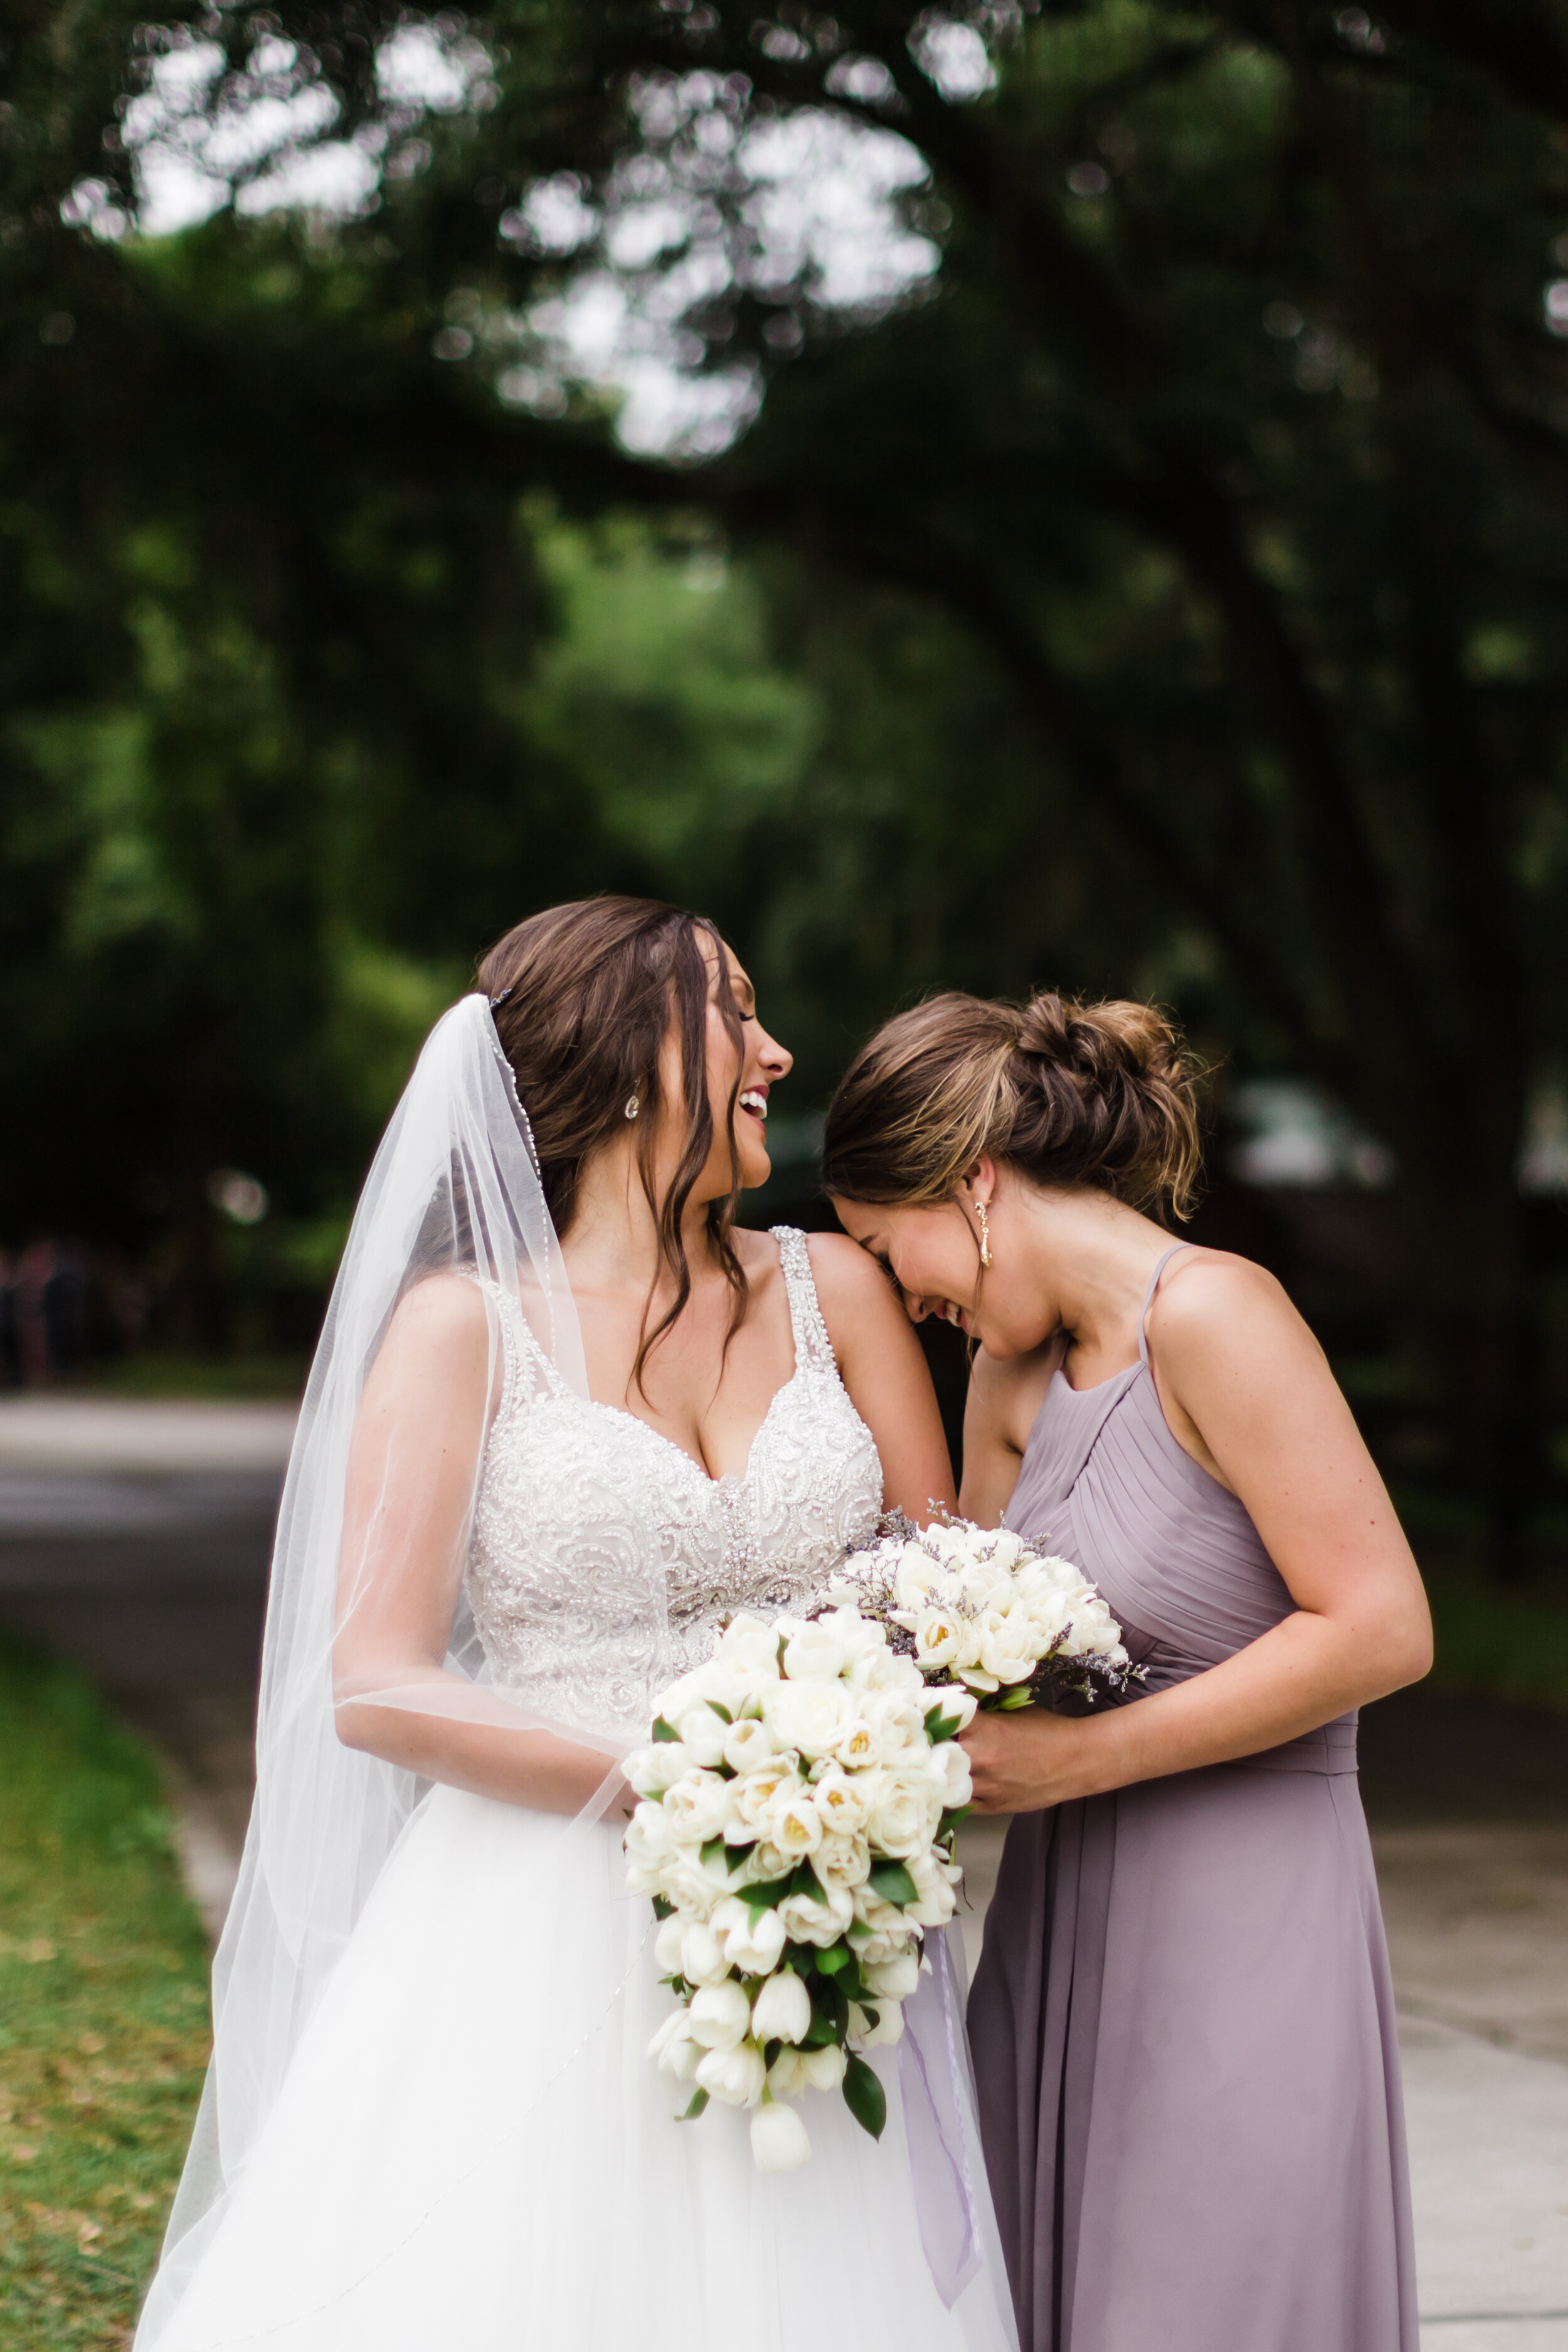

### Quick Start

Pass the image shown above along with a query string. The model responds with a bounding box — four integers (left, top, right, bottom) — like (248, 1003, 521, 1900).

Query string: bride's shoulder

(793, 1231, 908, 1355)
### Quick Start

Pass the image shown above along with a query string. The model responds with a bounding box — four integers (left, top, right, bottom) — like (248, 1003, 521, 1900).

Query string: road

(1, 1396, 1564, 2350)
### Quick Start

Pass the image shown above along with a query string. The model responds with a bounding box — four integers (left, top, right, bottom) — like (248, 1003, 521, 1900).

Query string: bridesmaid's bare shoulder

(1146, 1248, 1311, 1369)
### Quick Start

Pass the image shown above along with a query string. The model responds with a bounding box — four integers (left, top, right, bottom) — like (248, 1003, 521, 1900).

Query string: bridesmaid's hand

(960, 1707, 1096, 1813)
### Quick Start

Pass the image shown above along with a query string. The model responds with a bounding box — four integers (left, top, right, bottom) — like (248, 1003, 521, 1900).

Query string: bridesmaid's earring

(976, 1199, 993, 1269)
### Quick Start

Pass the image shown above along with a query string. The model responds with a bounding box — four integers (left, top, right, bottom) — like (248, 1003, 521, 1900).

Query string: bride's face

(669, 938, 792, 1202)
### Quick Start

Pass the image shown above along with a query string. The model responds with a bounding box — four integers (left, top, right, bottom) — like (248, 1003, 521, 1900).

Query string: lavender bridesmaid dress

(968, 1246, 1419, 2352)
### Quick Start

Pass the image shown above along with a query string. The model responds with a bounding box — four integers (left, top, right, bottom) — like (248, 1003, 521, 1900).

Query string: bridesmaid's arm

(809, 1232, 958, 1524)
(961, 1256, 1434, 1814)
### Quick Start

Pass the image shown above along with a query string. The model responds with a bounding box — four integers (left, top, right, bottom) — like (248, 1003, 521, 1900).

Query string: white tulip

(765, 1788, 824, 1858)
(924, 1683, 978, 1732)
(654, 1915, 687, 1974)
(659, 1855, 724, 1919)
(766, 2048, 809, 2099)
(714, 1897, 788, 1976)
(850, 1885, 909, 1935)
(777, 1884, 854, 1947)
(763, 1678, 852, 1760)
(689, 1979, 752, 2049)
(933, 1740, 973, 1809)
(680, 1921, 732, 1987)
(832, 1716, 883, 1771)
(751, 2099, 812, 2171)
(723, 1716, 775, 1775)
(987, 1530, 1024, 1572)
(727, 1759, 803, 1839)
(623, 1741, 692, 1797)
(677, 1707, 731, 1770)
(864, 1775, 929, 1860)
(911, 1609, 965, 1669)
(977, 1611, 1037, 1686)
(864, 1950, 921, 2001)
(735, 1837, 792, 1887)
(812, 1831, 872, 1893)
(859, 2003, 905, 2049)
(715, 1614, 783, 1677)
(780, 1623, 848, 1683)
(750, 1966, 812, 2045)
(664, 1768, 733, 1845)
(800, 2042, 847, 2091)
(648, 2008, 702, 2080)
(811, 1762, 872, 1836)
(906, 1851, 960, 1927)
(862, 1690, 928, 1752)
(695, 2039, 766, 2108)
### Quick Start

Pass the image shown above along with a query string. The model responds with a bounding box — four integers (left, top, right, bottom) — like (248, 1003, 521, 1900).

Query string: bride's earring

(976, 1198, 993, 1269)
(625, 1091, 641, 1121)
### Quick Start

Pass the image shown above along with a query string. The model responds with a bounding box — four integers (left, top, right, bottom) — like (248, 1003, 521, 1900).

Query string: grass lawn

(0, 1640, 209, 2349)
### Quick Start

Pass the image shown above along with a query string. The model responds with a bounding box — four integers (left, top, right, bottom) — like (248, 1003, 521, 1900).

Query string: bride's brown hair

(477, 896, 746, 1384)
(822, 990, 1203, 1221)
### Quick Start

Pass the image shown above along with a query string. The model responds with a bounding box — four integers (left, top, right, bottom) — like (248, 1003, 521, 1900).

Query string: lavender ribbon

(898, 1926, 983, 2309)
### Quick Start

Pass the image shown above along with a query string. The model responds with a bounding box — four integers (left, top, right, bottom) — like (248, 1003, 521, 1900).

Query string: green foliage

(0, 1640, 208, 2346)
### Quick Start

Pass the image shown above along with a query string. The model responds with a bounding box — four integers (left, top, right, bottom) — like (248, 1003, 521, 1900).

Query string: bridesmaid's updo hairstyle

(822, 990, 1203, 1221)
(477, 894, 746, 1379)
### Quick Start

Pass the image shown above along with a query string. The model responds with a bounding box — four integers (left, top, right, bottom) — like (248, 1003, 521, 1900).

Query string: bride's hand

(960, 1707, 1096, 1813)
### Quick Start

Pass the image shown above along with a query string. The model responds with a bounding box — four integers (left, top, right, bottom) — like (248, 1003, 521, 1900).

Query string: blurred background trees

(4, 0, 1568, 1576)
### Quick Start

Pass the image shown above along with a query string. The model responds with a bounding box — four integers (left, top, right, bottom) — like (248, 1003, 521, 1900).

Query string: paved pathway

(2, 1397, 1564, 2347)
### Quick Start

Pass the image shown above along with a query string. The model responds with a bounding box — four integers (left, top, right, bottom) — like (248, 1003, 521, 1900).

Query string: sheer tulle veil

(139, 995, 670, 2336)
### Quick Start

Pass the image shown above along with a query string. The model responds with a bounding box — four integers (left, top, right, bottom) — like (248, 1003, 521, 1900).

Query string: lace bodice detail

(464, 1229, 883, 1746)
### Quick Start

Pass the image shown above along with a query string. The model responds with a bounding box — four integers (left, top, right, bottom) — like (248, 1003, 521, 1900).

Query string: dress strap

(1136, 1244, 1192, 1367)
(770, 1226, 836, 1374)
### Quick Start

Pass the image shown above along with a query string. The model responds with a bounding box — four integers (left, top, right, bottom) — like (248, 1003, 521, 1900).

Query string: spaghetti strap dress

(967, 1244, 1419, 2352)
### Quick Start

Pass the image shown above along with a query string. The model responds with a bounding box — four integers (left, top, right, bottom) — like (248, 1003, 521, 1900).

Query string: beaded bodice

(464, 1228, 883, 1747)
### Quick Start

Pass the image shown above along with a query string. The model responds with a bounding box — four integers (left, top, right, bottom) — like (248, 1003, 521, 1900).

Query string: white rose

(751, 2100, 811, 2171)
(664, 1769, 732, 1845)
(714, 1897, 787, 1976)
(864, 1950, 921, 2001)
(676, 1707, 731, 1771)
(714, 1615, 782, 1677)
(923, 1683, 978, 1732)
(654, 1915, 687, 1974)
(726, 1759, 803, 1840)
(864, 1773, 930, 1859)
(763, 1678, 852, 1760)
(647, 2008, 701, 2080)
(688, 1979, 752, 2050)
(812, 1832, 872, 1893)
(765, 1789, 824, 1859)
(777, 1884, 854, 1947)
(810, 1762, 872, 1836)
(750, 1967, 812, 2045)
(722, 1717, 775, 1776)
(695, 2040, 766, 2108)
(978, 1612, 1038, 1687)
(623, 1742, 692, 1798)
(680, 1920, 733, 1987)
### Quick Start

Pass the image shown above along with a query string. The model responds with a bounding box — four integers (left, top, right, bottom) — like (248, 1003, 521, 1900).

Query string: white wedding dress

(147, 1230, 1017, 2352)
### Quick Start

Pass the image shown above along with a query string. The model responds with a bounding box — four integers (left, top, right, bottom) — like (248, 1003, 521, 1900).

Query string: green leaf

(763, 2038, 783, 2070)
(813, 1942, 857, 1978)
(652, 1717, 680, 1744)
(924, 1705, 963, 1744)
(700, 1837, 727, 1871)
(738, 1876, 793, 1915)
(997, 1687, 1037, 1712)
(802, 2011, 842, 2048)
(708, 1701, 734, 1724)
(677, 2088, 710, 2122)
(842, 2053, 887, 2141)
(937, 1804, 972, 1840)
(868, 1860, 919, 1907)
(651, 1895, 674, 1919)
(788, 1861, 820, 1900)
(723, 1841, 755, 1874)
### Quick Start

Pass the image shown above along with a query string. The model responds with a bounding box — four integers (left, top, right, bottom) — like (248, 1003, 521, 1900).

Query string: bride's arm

(807, 1233, 956, 1522)
(962, 1256, 1433, 1813)
(332, 1276, 623, 1816)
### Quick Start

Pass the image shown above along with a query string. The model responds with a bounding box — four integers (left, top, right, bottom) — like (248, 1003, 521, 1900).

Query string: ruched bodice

(464, 1227, 884, 1747)
(1004, 1308, 1357, 1773)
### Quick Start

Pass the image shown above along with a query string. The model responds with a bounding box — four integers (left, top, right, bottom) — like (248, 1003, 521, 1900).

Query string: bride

(135, 896, 1017, 2352)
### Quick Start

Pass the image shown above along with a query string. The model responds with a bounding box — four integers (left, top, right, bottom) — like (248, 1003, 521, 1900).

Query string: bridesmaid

(822, 989, 1430, 2352)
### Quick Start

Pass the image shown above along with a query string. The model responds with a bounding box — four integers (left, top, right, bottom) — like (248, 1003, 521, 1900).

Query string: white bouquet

(822, 1513, 1139, 1715)
(623, 1606, 977, 2173)
(625, 1524, 1135, 2172)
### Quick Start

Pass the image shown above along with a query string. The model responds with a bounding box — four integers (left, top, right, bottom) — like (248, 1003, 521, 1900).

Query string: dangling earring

(976, 1198, 993, 1269)
(625, 1092, 641, 1121)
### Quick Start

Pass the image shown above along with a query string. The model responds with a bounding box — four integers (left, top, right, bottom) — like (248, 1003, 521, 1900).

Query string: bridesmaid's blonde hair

(822, 991, 1204, 1220)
